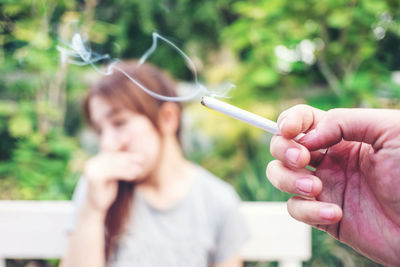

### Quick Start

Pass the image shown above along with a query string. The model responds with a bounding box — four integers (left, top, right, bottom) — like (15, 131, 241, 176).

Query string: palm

(314, 140, 400, 263)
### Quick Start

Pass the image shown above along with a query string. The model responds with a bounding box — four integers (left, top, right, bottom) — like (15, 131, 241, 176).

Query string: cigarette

(201, 96, 281, 135)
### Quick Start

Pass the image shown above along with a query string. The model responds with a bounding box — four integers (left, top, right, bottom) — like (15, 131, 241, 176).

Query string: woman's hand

(266, 105, 400, 266)
(84, 152, 144, 217)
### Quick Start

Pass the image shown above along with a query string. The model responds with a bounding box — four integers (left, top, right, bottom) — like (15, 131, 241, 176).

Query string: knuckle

(293, 104, 309, 111)
(325, 109, 336, 118)
(289, 104, 310, 118)
(278, 109, 288, 119)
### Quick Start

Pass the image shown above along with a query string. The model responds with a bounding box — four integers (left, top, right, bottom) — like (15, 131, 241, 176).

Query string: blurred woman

(60, 60, 249, 267)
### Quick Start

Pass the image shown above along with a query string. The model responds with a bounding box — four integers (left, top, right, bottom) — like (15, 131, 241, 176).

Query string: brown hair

(83, 60, 181, 260)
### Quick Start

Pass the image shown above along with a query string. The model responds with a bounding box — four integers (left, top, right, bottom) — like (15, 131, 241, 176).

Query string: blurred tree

(222, 0, 400, 108)
(0, 0, 84, 200)
(91, 0, 237, 79)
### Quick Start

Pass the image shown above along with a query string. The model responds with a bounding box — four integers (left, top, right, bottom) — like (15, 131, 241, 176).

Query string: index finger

(277, 104, 326, 139)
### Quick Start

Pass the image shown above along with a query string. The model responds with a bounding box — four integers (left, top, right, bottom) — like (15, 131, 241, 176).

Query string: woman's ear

(158, 102, 181, 136)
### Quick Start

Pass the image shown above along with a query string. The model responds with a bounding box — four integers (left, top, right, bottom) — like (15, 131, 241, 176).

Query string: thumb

(300, 108, 400, 151)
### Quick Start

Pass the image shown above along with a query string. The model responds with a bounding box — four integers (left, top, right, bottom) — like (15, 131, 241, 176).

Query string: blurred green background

(1, 0, 400, 266)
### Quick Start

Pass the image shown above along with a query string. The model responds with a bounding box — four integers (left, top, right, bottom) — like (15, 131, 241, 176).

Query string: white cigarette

(201, 96, 281, 135)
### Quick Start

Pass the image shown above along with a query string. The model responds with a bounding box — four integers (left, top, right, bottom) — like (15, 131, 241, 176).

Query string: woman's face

(89, 95, 161, 178)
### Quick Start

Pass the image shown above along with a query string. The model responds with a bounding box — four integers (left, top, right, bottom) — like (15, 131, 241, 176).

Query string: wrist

(79, 201, 108, 224)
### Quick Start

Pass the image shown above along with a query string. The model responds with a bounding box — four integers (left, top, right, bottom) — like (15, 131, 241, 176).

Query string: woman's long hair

(83, 60, 181, 260)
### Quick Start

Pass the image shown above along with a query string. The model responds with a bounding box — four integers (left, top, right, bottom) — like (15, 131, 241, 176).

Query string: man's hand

(266, 105, 400, 266)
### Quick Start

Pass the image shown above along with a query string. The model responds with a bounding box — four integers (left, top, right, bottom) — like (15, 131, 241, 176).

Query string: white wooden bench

(0, 201, 311, 267)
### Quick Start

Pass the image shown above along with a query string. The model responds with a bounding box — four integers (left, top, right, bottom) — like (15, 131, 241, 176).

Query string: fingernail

(296, 179, 313, 194)
(320, 207, 337, 220)
(286, 148, 300, 166)
(278, 118, 287, 130)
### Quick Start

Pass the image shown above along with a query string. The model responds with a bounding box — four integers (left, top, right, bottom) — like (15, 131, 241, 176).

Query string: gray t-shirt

(70, 165, 250, 267)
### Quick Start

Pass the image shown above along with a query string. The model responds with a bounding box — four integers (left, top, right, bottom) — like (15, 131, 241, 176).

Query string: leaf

(249, 66, 280, 87)
(8, 115, 33, 138)
(362, 0, 388, 15)
(0, 101, 17, 116)
(345, 72, 373, 92)
(327, 10, 352, 29)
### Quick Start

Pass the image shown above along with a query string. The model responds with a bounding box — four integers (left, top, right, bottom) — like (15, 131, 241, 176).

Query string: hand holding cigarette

(267, 105, 400, 266)
(201, 97, 400, 265)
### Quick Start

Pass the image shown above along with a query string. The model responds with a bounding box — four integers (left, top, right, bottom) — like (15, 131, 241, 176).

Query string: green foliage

(89, 0, 238, 79)
(222, 0, 400, 107)
(0, 99, 80, 199)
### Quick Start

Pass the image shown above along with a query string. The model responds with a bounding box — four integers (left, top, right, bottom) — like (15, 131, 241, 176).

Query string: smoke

(57, 30, 234, 102)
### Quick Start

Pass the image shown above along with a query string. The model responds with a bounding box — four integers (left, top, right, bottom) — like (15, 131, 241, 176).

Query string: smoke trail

(57, 31, 234, 102)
